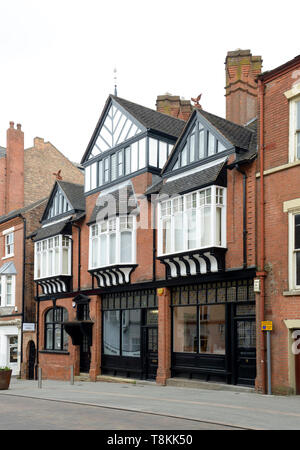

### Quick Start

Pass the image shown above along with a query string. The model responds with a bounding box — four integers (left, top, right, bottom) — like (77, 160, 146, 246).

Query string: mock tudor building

(0, 121, 84, 377)
(32, 50, 300, 394)
(33, 63, 261, 387)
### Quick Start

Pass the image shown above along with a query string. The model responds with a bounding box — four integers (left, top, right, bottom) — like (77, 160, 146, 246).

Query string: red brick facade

(255, 56, 300, 394)
(0, 122, 85, 378)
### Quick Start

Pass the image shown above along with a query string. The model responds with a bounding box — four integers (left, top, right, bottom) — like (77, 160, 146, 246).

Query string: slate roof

(88, 182, 138, 224)
(145, 178, 163, 196)
(111, 95, 186, 138)
(161, 108, 257, 175)
(81, 95, 186, 163)
(197, 109, 256, 152)
(32, 220, 73, 242)
(57, 180, 85, 211)
(0, 198, 48, 225)
(0, 146, 6, 158)
(153, 161, 227, 197)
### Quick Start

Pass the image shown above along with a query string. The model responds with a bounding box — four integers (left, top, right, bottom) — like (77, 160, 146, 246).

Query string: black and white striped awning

(158, 248, 226, 279)
(90, 264, 137, 288)
(35, 275, 72, 295)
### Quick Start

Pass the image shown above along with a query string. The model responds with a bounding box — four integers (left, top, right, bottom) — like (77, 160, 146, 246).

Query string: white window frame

(157, 185, 227, 257)
(34, 235, 72, 280)
(285, 84, 300, 163)
(284, 199, 300, 292)
(3, 228, 14, 258)
(288, 210, 300, 291)
(0, 275, 16, 307)
(89, 215, 136, 270)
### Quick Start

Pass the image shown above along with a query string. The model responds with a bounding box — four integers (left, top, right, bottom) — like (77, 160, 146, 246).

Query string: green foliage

(0, 366, 11, 371)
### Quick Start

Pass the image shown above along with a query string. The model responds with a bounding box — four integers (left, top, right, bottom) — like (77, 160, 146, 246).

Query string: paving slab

(1, 377, 300, 430)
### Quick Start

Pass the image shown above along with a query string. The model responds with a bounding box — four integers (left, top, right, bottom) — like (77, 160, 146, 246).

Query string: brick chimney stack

(225, 49, 262, 125)
(33, 137, 45, 150)
(5, 121, 25, 213)
(156, 94, 193, 121)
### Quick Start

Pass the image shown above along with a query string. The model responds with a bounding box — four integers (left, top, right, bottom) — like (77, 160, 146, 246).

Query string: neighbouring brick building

(255, 55, 300, 395)
(0, 122, 84, 377)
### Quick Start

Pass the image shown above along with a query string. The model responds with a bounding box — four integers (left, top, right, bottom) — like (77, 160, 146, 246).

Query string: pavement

(1, 376, 300, 430)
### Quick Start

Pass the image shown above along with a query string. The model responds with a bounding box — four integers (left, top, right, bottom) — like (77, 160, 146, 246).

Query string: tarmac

(1, 375, 300, 430)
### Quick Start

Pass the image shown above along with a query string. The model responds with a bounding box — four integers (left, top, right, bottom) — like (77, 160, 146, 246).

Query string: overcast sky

(0, 0, 299, 164)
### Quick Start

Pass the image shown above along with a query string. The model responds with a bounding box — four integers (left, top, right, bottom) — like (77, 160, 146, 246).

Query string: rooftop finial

(53, 169, 62, 180)
(113, 67, 118, 96)
(191, 93, 202, 108)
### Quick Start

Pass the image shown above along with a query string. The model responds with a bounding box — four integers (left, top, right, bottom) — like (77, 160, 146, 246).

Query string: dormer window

(47, 187, 71, 220)
(173, 122, 228, 171)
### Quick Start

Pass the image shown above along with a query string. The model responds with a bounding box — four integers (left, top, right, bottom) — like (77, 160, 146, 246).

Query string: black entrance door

(234, 318, 256, 385)
(80, 335, 91, 373)
(143, 326, 158, 379)
(28, 341, 36, 380)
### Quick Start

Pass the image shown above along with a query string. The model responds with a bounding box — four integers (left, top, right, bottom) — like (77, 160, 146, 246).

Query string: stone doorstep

(75, 374, 254, 393)
(166, 377, 255, 393)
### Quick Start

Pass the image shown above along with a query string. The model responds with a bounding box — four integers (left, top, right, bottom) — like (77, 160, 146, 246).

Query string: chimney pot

(17, 123, 21, 130)
(9, 121, 14, 129)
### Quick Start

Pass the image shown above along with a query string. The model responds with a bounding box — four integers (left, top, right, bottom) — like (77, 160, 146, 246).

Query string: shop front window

(199, 305, 225, 354)
(103, 309, 141, 357)
(9, 336, 18, 363)
(173, 306, 197, 353)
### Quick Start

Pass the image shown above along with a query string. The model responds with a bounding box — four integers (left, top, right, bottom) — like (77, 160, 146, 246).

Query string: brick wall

(24, 138, 84, 206)
(255, 60, 300, 394)
(225, 49, 262, 126)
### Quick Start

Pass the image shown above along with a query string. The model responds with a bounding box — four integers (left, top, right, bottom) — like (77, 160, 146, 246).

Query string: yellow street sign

(261, 321, 273, 331)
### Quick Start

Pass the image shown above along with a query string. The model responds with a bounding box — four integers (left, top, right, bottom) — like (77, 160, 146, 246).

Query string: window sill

(283, 290, 300, 297)
(39, 350, 70, 355)
(2, 254, 14, 260)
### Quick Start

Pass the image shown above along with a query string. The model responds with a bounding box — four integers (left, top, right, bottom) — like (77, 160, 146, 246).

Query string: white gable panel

(88, 103, 144, 160)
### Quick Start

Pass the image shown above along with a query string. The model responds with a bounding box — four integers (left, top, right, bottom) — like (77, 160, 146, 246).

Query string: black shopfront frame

(170, 280, 256, 386)
(101, 289, 158, 380)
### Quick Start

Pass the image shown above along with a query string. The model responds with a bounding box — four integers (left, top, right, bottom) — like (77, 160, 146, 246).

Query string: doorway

(233, 312, 256, 386)
(28, 341, 36, 380)
(142, 309, 158, 379)
(80, 335, 91, 373)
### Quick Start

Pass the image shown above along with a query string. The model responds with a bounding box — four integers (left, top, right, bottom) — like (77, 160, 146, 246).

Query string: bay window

(89, 216, 135, 269)
(158, 186, 226, 256)
(35, 235, 71, 279)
